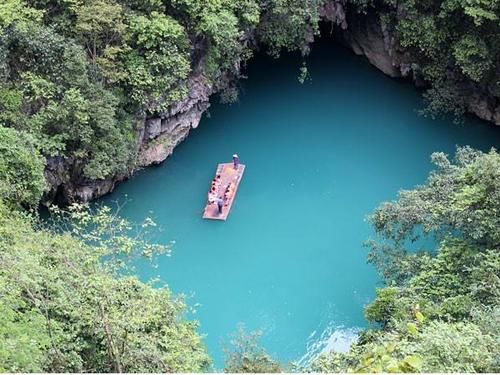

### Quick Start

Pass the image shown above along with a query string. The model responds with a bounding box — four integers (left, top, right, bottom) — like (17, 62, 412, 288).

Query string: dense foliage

(0, 127, 46, 207)
(223, 327, 282, 373)
(1, 0, 498, 185)
(0, 202, 210, 372)
(0, 0, 324, 183)
(354, 0, 500, 119)
(1, 0, 499, 372)
(312, 147, 500, 372)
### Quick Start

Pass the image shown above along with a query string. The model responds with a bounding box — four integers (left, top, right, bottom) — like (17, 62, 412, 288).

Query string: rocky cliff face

(43, 71, 215, 204)
(43, 2, 500, 204)
(338, 9, 500, 125)
(138, 74, 212, 167)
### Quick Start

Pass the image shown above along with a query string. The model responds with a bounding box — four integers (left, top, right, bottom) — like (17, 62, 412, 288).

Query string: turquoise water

(100, 38, 500, 368)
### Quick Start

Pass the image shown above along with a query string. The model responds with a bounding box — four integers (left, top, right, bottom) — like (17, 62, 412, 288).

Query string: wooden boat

(203, 163, 245, 221)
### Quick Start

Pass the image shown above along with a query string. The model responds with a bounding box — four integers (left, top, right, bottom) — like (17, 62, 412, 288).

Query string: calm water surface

(100, 38, 500, 368)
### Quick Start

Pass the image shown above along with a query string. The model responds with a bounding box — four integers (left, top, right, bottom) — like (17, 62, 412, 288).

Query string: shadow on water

(87, 33, 500, 369)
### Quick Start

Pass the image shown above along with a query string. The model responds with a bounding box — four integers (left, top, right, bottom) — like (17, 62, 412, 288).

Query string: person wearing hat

(232, 154, 240, 169)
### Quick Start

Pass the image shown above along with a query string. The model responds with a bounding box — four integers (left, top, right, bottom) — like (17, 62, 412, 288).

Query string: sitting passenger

(208, 192, 216, 204)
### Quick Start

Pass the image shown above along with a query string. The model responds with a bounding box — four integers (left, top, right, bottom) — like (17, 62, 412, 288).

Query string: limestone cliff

(44, 70, 214, 203)
(338, 8, 500, 125)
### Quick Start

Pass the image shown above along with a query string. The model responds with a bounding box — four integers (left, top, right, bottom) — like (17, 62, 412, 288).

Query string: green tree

(0, 201, 211, 372)
(363, 0, 500, 118)
(0, 0, 43, 30)
(0, 126, 46, 206)
(171, 0, 260, 77)
(313, 147, 500, 373)
(122, 11, 191, 113)
(257, 0, 324, 57)
(224, 326, 282, 373)
(413, 321, 496, 372)
(367, 147, 500, 282)
(0, 279, 49, 372)
(1, 23, 136, 179)
(73, 0, 125, 69)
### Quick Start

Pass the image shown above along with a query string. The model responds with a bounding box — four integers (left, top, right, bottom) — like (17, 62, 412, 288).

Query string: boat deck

(203, 163, 245, 221)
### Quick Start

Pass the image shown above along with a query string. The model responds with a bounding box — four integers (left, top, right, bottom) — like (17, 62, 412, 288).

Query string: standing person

(216, 196, 224, 214)
(232, 154, 240, 169)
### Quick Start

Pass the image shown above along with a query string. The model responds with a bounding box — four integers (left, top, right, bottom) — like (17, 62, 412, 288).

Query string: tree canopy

(0, 126, 46, 207)
(0, 202, 210, 372)
(1, 0, 498, 183)
(312, 147, 500, 373)
(355, 0, 500, 119)
(0, 0, 499, 372)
